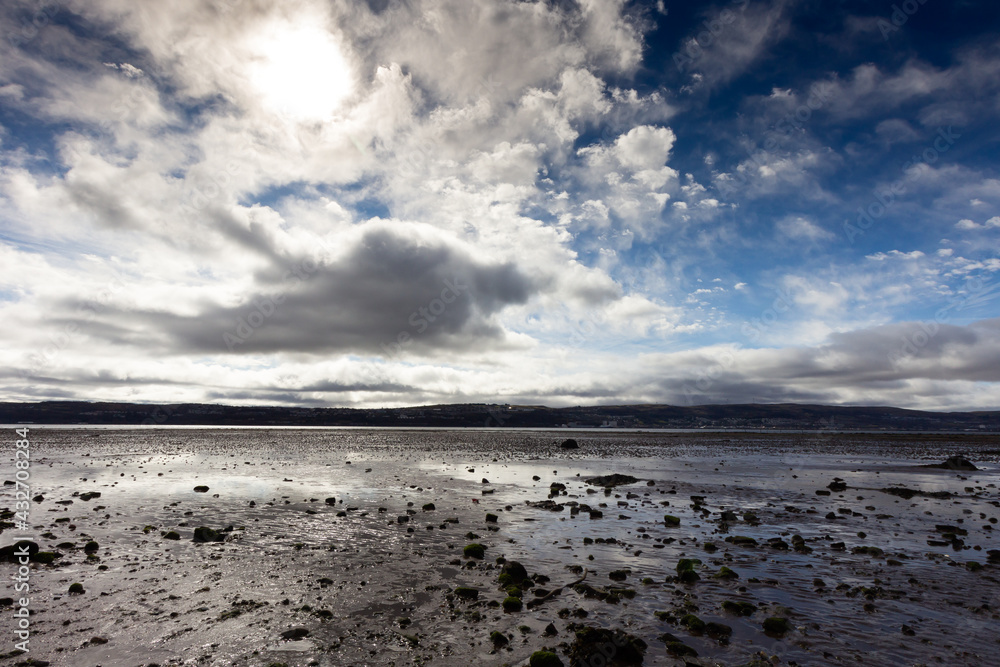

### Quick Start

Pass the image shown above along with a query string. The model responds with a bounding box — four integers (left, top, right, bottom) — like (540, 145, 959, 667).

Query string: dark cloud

(57, 222, 538, 357)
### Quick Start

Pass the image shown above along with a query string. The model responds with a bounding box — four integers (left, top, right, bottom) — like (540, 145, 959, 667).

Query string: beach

(3, 428, 999, 666)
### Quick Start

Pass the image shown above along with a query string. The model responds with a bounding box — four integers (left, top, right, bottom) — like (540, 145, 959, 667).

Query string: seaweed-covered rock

(162, 531, 181, 540)
(490, 630, 509, 648)
(705, 622, 733, 640)
(762, 617, 791, 636)
(714, 566, 739, 580)
(680, 614, 706, 634)
(499, 560, 529, 586)
(464, 543, 486, 559)
(192, 527, 224, 543)
(921, 456, 978, 471)
(721, 600, 756, 616)
(33, 551, 59, 565)
(502, 596, 523, 612)
(664, 640, 697, 657)
(530, 651, 564, 667)
(68, 582, 84, 594)
(583, 474, 639, 487)
(567, 624, 647, 666)
(663, 515, 680, 527)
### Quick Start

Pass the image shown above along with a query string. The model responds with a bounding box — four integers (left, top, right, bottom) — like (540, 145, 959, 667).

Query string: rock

(280, 627, 310, 640)
(464, 543, 486, 559)
(0, 540, 38, 563)
(502, 596, 523, 612)
(721, 600, 756, 616)
(454, 586, 479, 600)
(567, 624, 647, 666)
(544, 622, 558, 636)
(68, 582, 84, 594)
(499, 561, 529, 586)
(526, 500, 565, 511)
(530, 651, 564, 667)
(880, 486, 952, 500)
(485, 513, 498, 523)
(680, 613, 706, 633)
(609, 569, 629, 581)
(560, 439, 579, 449)
(762, 617, 791, 636)
(193, 485, 209, 493)
(422, 503, 436, 511)
(550, 482, 567, 493)
(676, 558, 701, 576)
(583, 474, 639, 487)
(79, 491, 101, 501)
(828, 480, 848, 492)
(725, 536, 758, 547)
(705, 622, 733, 640)
(664, 640, 697, 657)
(192, 527, 224, 543)
(83, 540, 100, 554)
(921, 456, 978, 471)
(325, 497, 336, 505)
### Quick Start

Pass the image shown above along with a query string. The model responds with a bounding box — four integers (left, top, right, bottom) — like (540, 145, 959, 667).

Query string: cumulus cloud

(1, 0, 999, 411)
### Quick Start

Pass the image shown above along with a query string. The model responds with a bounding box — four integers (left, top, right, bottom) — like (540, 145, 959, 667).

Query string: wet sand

(3, 428, 999, 666)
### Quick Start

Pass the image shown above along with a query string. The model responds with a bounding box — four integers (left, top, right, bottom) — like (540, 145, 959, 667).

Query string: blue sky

(1, 0, 999, 410)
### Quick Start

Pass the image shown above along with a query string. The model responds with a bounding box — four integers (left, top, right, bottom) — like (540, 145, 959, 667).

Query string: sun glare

(248, 21, 354, 121)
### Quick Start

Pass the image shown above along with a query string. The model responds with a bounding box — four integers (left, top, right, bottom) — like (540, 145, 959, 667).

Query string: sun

(248, 20, 354, 121)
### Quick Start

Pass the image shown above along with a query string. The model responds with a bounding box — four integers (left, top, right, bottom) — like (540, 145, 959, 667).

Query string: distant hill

(1, 400, 998, 431)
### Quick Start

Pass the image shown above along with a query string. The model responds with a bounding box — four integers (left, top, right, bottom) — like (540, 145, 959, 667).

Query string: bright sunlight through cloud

(247, 20, 353, 121)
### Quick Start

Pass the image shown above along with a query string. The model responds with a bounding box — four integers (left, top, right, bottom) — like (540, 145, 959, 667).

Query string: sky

(1, 0, 999, 412)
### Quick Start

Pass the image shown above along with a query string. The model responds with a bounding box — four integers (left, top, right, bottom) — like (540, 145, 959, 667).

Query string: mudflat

(3, 428, 999, 666)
